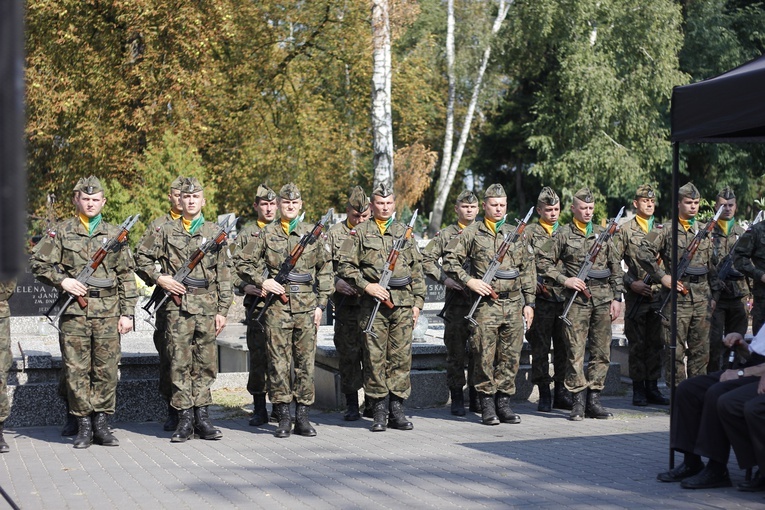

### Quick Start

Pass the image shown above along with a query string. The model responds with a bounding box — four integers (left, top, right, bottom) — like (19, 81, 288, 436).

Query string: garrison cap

(73, 176, 104, 195)
(536, 187, 560, 206)
(717, 186, 736, 200)
(483, 184, 507, 199)
(347, 185, 370, 213)
(573, 187, 594, 203)
(255, 184, 277, 202)
(679, 182, 700, 199)
(180, 177, 204, 193)
(279, 182, 301, 200)
(635, 184, 656, 199)
(372, 181, 394, 198)
(456, 190, 479, 204)
(170, 176, 185, 190)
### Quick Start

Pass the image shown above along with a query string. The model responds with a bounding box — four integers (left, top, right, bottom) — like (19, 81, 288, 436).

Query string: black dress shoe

(680, 465, 732, 489)
(738, 470, 765, 492)
(657, 461, 704, 482)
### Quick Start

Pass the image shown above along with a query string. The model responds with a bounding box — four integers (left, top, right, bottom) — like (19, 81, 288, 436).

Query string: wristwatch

(737, 369, 746, 378)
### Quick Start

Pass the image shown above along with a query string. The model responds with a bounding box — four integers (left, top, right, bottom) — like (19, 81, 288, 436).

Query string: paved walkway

(0, 396, 761, 509)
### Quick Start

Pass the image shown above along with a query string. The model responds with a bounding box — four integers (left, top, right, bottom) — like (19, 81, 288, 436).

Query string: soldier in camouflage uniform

(617, 184, 669, 406)
(638, 182, 720, 385)
(525, 187, 572, 412)
(137, 175, 185, 432)
(734, 211, 765, 336)
(231, 184, 277, 427)
(442, 184, 536, 426)
(0, 279, 16, 453)
(234, 183, 331, 438)
(327, 186, 371, 421)
(135, 177, 232, 443)
(537, 187, 622, 421)
(31, 176, 138, 448)
(422, 190, 479, 417)
(338, 182, 425, 432)
(708, 186, 750, 372)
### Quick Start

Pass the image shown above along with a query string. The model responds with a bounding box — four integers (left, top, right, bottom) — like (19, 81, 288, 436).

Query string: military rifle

(626, 252, 661, 321)
(559, 207, 624, 327)
(45, 214, 141, 329)
(436, 259, 471, 323)
(143, 215, 237, 326)
(657, 205, 724, 321)
(464, 207, 535, 327)
(253, 208, 334, 327)
(362, 210, 418, 338)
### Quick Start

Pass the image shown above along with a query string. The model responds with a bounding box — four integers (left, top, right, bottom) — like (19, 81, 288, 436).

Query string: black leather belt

(495, 290, 520, 299)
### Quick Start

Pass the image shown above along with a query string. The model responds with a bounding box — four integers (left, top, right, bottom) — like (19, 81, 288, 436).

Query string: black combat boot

(388, 394, 413, 430)
(73, 414, 94, 449)
(171, 408, 194, 443)
(496, 393, 521, 424)
(363, 395, 374, 418)
(468, 386, 481, 412)
(163, 402, 179, 432)
(274, 403, 292, 438)
(553, 381, 574, 410)
(344, 393, 361, 421)
(537, 384, 552, 412)
(92, 412, 119, 446)
(249, 394, 269, 426)
(569, 391, 585, 421)
(585, 389, 613, 419)
(194, 406, 223, 440)
(370, 397, 388, 432)
(294, 404, 317, 436)
(450, 387, 466, 416)
(632, 381, 648, 406)
(645, 380, 670, 405)
(479, 394, 500, 425)
(0, 422, 8, 453)
(61, 402, 78, 437)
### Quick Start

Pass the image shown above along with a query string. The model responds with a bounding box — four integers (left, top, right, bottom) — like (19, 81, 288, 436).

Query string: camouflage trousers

(442, 303, 474, 390)
(264, 304, 316, 405)
(165, 310, 217, 410)
(59, 315, 121, 416)
(333, 304, 364, 394)
(361, 303, 413, 400)
(662, 299, 712, 385)
(624, 295, 664, 383)
(525, 299, 566, 385)
(0, 317, 11, 422)
(153, 308, 172, 402)
(562, 300, 611, 393)
(469, 297, 524, 396)
(708, 297, 748, 372)
(246, 310, 269, 396)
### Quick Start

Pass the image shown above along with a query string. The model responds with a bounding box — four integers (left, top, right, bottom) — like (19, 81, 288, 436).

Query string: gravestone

(9, 264, 59, 317)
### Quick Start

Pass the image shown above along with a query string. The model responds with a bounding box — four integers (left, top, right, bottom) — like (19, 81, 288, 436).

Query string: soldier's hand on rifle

(157, 275, 186, 295)
(610, 300, 622, 322)
(364, 283, 390, 302)
(630, 280, 653, 297)
(335, 279, 357, 296)
(660, 274, 684, 292)
(243, 284, 264, 297)
(466, 278, 493, 296)
(118, 315, 133, 334)
(262, 278, 286, 295)
(444, 278, 463, 291)
(563, 277, 587, 292)
(215, 314, 227, 336)
(412, 306, 420, 324)
(61, 277, 88, 296)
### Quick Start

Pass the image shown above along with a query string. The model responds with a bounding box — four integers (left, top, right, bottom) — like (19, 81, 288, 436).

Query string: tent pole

(669, 141, 679, 470)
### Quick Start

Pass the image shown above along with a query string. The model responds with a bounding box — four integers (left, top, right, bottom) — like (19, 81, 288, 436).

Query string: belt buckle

(88, 290, 99, 298)
(290, 285, 300, 293)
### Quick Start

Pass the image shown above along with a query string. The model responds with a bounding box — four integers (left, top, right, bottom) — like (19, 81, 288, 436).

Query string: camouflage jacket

(733, 220, 765, 300)
(337, 219, 426, 309)
(710, 221, 750, 300)
(30, 216, 138, 317)
(537, 222, 621, 306)
(327, 220, 362, 307)
(231, 221, 268, 307)
(526, 221, 565, 303)
(422, 223, 472, 307)
(134, 218, 233, 317)
(234, 220, 331, 314)
(442, 219, 536, 306)
(617, 217, 663, 302)
(637, 220, 720, 304)
(0, 279, 16, 319)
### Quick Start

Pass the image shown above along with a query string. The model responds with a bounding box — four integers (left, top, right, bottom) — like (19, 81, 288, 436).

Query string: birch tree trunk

(428, 0, 512, 234)
(371, 0, 394, 190)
